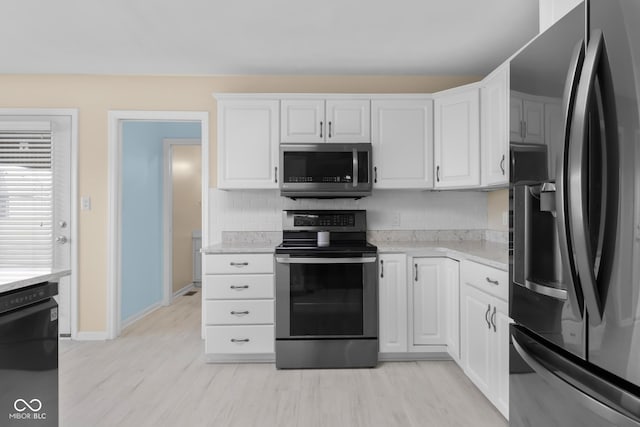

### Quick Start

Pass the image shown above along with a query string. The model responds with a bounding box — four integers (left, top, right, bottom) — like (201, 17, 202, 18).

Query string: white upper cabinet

(481, 66, 509, 187)
(217, 98, 279, 189)
(510, 91, 545, 144)
(371, 99, 433, 189)
(281, 98, 370, 143)
(434, 86, 481, 189)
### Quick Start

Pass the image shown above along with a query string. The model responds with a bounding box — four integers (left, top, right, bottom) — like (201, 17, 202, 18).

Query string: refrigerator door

(587, 0, 640, 388)
(511, 325, 640, 427)
(510, 2, 587, 358)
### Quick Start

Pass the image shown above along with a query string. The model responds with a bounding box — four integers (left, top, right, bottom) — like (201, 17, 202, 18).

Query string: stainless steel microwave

(279, 143, 372, 198)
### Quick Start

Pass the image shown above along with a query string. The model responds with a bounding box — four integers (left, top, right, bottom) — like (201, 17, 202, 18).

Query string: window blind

(0, 121, 53, 269)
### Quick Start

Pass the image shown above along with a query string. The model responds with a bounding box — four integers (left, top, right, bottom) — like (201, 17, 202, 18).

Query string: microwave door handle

(353, 148, 358, 187)
(556, 38, 586, 319)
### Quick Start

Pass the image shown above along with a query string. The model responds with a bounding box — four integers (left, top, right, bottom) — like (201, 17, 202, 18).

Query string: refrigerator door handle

(512, 327, 640, 426)
(556, 39, 586, 318)
(567, 29, 620, 326)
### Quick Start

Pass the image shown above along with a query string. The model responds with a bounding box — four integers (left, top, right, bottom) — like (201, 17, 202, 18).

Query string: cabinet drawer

(205, 325, 274, 354)
(203, 274, 274, 299)
(204, 300, 274, 325)
(461, 260, 508, 302)
(204, 253, 274, 274)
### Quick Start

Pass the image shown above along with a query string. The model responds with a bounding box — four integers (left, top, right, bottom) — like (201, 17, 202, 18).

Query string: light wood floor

(59, 291, 507, 427)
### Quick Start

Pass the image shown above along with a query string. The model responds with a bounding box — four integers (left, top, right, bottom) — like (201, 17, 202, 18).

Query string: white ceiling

(0, 0, 539, 76)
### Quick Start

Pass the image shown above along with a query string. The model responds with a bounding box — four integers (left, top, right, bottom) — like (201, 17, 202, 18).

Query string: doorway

(107, 111, 209, 339)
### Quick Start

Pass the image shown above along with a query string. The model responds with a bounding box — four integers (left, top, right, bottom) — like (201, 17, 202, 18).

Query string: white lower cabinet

(461, 260, 510, 419)
(378, 253, 408, 353)
(203, 253, 275, 360)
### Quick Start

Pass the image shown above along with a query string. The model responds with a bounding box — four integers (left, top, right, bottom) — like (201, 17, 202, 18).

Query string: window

(0, 121, 53, 269)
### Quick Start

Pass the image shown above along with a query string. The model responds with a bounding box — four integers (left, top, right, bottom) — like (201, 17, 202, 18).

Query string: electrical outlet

(502, 211, 508, 226)
(391, 212, 401, 227)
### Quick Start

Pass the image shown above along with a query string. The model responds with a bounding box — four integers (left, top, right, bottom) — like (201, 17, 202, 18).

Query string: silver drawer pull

(230, 262, 249, 267)
(230, 285, 249, 290)
(230, 338, 250, 343)
(486, 277, 499, 286)
(230, 311, 250, 316)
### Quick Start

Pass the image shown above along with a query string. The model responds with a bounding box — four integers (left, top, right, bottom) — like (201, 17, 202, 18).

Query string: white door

(434, 88, 480, 188)
(509, 96, 524, 141)
(371, 99, 433, 189)
(412, 258, 446, 346)
(325, 100, 370, 143)
(0, 114, 73, 336)
(217, 100, 279, 189)
(378, 253, 408, 353)
(481, 66, 509, 186)
(522, 99, 545, 143)
(461, 283, 493, 398)
(493, 300, 511, 419)
(445, 259, 461, 363)
(280, 99, 325, 143)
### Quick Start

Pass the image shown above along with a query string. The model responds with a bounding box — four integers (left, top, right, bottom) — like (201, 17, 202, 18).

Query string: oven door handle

(275, 256, 377, 264)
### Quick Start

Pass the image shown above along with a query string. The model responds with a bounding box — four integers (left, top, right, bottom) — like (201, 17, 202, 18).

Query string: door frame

(162, 138, 201, 306)
(107, 111, 209, 339)
(0, 108, 79, 338)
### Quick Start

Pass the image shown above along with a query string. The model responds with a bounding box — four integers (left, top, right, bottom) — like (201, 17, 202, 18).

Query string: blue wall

(121, 121, 201, 324)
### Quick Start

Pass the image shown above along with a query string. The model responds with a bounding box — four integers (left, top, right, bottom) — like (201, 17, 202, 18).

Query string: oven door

(274, 253, 378, 340)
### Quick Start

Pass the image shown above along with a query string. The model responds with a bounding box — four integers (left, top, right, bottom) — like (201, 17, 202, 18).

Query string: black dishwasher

(0, 281, 58, 426)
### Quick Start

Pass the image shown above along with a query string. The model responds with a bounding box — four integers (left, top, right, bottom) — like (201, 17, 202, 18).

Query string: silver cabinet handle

(485, 304, 491, 329)
(520, 120, 525, 139)
(229, 262, 248, 267)
(274, 166, 278, 183)
(230, 285, 249, 290)
(319, 121, 323, 139)
(500, 154, 505, 175)
(414, 264, 418, 282)
(491, 306, 497, 332)
(374, 166, 378, 183)
(523, 121, 527, 139)
(328, 121, 332, 138)
(380, 259, 384, 278)
(485, 277, 499, 286)
(436, 165, 440, 182)
(230, 338, 250, 343)
(230, 311, 250, 316)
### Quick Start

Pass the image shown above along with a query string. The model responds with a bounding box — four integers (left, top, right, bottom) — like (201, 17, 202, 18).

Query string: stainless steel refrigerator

(509, 0, 640, 425)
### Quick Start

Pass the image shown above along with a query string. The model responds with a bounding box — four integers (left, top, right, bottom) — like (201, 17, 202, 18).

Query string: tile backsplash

(210, 189, 489, 243)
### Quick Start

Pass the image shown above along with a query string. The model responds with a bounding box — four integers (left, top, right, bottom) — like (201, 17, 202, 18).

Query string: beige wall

(172, 144, 202, 293)
(487, 189, 509, 231)
(0, 74, 479, 333)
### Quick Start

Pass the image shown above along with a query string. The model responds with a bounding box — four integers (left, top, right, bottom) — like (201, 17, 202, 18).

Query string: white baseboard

(121, 302, 162, 330)
(75, 331, 109, 341)
(173, 283, 196, 298)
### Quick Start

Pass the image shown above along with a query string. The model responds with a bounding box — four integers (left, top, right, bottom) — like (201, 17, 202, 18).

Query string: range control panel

(0, 281, 58, 314)
(284, 210, 366, 232)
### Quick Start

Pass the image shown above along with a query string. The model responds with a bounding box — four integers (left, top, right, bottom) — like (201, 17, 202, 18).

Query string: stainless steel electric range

(274, 210, 378, 369)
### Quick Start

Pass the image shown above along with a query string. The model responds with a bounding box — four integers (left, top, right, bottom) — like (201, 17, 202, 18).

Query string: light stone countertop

(373, 240, 509, 270)
(0, 269, 72, 294)
(201, 239, 508, 270)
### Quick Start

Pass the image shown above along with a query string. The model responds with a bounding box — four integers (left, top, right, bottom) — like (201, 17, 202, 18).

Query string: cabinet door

(522, 99, 544, 143)
(217, 99, 279, 189)
(444, 259, 461, 363)
(492, 299, 510, 420)
(481, 67, 509, 186)
(371, 99, 433, 189)
(412, 258, 447, 346)
(434, 88, 480, 188)
(461, 283, 493, 398)
(281, 99, 325, 143)
(325, 100, 370, 143)
(509, 96, 524, 141)
(544, 101, 563, 180)
(379, 254, 408, 353)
